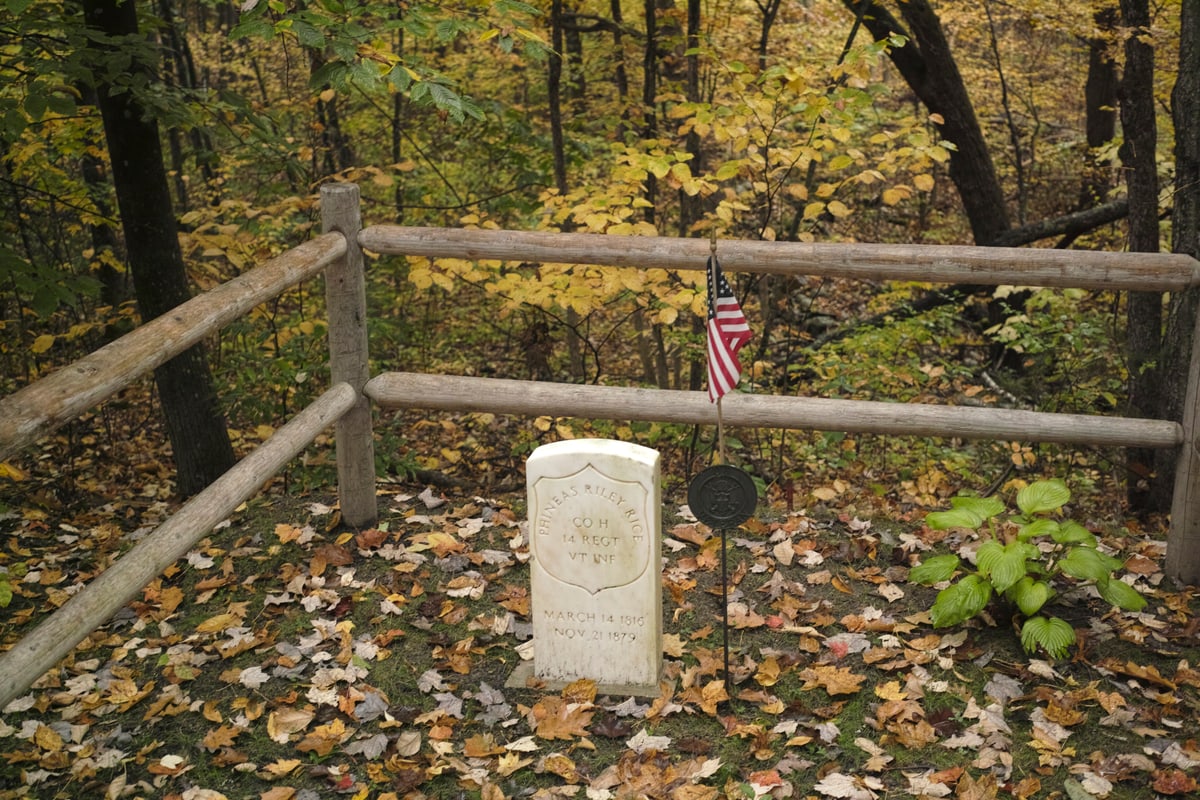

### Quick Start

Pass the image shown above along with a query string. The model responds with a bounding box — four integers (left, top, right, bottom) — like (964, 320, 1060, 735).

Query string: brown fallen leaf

(202, 724, 241, 752)
(1152, 769, 1199, 795)
(532, 696, 594, 740)
(956, 772, 998, 800)
(463, 733, 506, 757)
(798, 665, 867, 696)
(266, 710, 314, 748)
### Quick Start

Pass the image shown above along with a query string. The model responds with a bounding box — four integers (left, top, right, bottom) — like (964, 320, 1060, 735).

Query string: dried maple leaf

(295, 731, 342, 757)
(539, 752, 582, 782)
(496, 751, 534, 776)
(201, 725, 241, 752)
(463, 733, 506, 757)
(355, 528, 388, 549)
(755, 656, 781, 687)
(956, 772, 999, 800)
(1152, 769, 1199, 795)
(1010, 776, 1040, 800)
(532, 696, 594, 740)
(799, 665, 866, 696)
(562, 679, 597, 704)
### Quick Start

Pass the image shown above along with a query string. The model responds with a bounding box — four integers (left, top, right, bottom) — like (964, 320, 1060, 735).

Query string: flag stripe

(706, 254, 752, 403)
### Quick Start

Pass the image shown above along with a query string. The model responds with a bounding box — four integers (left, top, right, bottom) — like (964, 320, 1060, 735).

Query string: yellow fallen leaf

(261, 758, 303, 778)
(196, 612, 240, 634)
(0, 462, 27, 481)
(34, 724, 64, 751)
(755, 657, 781, 688)
(798, 665, 866, 696)
(260, 787, 297, 800)
(496, 751, 533, 777)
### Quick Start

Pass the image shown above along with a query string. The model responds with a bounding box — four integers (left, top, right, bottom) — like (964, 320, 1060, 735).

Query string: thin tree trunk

(1119, 0, 1162, 510)
(1081, 6, 1119, 207)
(642, 0, 658, 226)
(81, 0, 235, 497)
(754, 0, 783, 71)
(610, 0, 631, 138)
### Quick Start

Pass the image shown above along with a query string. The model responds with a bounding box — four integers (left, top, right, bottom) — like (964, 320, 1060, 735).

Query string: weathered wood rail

(1, 181, 1199, 709)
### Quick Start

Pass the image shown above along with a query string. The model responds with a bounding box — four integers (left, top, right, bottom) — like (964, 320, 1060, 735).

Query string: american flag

(706, 254, 752, 403)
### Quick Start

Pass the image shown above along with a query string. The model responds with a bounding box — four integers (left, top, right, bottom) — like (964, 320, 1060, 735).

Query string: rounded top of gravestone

(687, 465, 757, 529)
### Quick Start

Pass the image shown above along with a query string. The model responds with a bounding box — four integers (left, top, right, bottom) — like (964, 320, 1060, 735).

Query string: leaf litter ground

(2, 479, 1199, 800)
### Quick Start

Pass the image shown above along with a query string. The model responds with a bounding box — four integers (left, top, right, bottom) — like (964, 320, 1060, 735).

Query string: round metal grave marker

(687, 464, 757, 529)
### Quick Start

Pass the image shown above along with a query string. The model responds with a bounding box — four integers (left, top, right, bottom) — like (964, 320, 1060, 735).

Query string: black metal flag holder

(686, 452, 757, 703)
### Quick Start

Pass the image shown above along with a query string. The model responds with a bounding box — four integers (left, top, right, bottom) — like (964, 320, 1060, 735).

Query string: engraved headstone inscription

(524, 439, 662, 692)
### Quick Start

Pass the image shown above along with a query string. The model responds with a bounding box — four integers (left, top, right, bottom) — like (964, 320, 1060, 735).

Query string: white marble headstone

(524, 439, 662, 692)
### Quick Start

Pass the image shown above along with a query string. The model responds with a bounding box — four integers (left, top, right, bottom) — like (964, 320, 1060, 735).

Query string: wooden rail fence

(1, 182, 1199, 708)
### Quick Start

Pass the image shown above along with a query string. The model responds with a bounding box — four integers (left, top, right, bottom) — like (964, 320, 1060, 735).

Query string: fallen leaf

(626, 729, 673, 753)
(1152, 769, 1199, 795)
(799, 665, 867, 696)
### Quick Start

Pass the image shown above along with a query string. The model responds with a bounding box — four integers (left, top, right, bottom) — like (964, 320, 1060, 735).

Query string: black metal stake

(687, 463, 757, 711)
(721, 524, 731, 700)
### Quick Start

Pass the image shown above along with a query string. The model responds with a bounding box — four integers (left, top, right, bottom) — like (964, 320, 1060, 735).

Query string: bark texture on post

(321, 184, 377, 527)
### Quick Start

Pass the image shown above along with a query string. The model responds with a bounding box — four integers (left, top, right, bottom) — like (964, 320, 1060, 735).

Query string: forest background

(0, 0, 1198, 516)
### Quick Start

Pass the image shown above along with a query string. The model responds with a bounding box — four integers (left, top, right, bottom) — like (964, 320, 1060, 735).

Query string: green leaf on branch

(1058, 546, 1123, 581)
(1020, 615, 1075, 659)
(1018, 518, 1059, 541)
(1096, 575, 1147, 612)
(930, 574, 992, 628)
(976, 540, 1028, 593)
(926, 496, 1003, 530)
(1052, 520, 1097, 546)
(1017, 479, 1070, 515)
(909, 554, 960, 585)
(1008, 576, 1053, 616)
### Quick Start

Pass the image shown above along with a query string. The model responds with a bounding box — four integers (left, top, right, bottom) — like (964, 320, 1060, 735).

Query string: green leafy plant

(910, 479, 1146, 659)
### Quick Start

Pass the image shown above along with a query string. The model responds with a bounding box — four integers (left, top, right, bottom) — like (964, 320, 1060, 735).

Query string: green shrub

(911, 479, 1145, 659)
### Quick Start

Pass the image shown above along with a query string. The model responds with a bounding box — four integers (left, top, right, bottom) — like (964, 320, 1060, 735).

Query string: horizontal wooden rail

(366, 372, 1183, 449)
(0, 233, 347, 463)
(0, 383, 358, 710)
(358, 226, 1200, 291)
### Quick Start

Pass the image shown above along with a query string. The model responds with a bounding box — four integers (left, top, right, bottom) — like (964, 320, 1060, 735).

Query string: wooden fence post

(1168, 308, 1200, 584)
(321, 184, 377, 527)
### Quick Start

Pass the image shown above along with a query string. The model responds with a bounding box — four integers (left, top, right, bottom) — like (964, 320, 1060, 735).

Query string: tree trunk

(847, 0, 1011, 245)
(1156, 0, 1200, 517)
(308, 47, 355, 178)
(641, 0, 659, 226)
(81, 0, 235, 497)
(1081, 6, 1119, 207)
(1119, 0, 1162, 510)
(754, 0, 783, 71)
